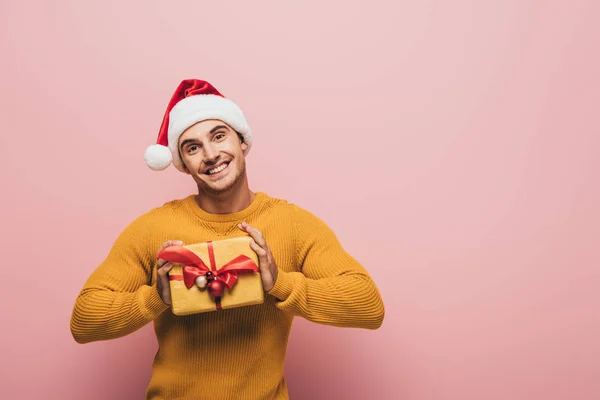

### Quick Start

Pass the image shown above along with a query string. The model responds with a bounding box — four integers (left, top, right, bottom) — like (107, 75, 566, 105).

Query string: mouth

(204, 161, 230, 176)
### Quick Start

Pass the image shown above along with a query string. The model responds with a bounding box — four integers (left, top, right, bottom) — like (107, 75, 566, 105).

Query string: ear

(182, 159, 192, 175)
(235, 131, 249, 155)
(179, 150, 192, 174)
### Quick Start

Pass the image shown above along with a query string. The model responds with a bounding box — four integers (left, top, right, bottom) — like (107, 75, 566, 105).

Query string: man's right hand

(156, 240, 184, 305)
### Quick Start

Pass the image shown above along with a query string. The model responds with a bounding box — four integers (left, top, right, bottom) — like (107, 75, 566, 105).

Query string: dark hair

(236, 131, 245, 144)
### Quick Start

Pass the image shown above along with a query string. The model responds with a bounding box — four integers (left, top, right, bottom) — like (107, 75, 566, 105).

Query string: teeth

(208, 163, 227, 175)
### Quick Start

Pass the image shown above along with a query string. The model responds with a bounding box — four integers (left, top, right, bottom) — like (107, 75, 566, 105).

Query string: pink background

(1, 1, 599, 399)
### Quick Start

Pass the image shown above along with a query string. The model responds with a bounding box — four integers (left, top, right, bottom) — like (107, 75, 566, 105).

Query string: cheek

(226, 140, 245, 157)
(181, 153, 200, 171)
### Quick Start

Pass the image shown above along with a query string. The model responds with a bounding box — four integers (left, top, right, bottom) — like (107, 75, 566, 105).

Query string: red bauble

(207, 280, 225, 298)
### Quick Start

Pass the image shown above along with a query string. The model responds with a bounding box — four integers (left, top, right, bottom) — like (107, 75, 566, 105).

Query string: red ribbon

(158, 242, 258, 308)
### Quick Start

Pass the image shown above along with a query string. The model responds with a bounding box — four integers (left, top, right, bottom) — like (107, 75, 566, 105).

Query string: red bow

(158, 245, 258, 290)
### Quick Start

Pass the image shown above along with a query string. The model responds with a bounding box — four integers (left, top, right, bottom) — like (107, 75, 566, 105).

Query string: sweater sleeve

(267, 206, 385, 330)
(70, 216, 169, 344)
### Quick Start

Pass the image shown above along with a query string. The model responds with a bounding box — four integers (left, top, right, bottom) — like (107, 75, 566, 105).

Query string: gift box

(157, 236, 264, 316)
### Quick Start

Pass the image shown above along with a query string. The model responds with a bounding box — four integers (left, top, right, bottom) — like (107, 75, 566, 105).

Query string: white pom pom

(195, 276, 207, 289)
(144, 144, 172, 171)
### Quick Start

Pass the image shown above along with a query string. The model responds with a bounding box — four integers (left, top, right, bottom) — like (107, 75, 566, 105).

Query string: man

(70, 79, 385, 399)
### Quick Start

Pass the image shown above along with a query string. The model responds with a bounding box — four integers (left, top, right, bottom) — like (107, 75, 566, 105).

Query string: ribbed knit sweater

(70, 192, 385, 399)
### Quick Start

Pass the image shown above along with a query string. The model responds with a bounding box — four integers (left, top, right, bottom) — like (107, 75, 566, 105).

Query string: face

(178, 119, 249, 195)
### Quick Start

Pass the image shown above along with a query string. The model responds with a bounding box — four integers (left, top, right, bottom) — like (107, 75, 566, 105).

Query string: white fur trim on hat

(167, 94, 252, 172)
(144, 144, 173, 171)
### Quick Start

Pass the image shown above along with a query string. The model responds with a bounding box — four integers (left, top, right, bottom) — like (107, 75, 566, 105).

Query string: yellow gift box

(157, 236, 264, 316)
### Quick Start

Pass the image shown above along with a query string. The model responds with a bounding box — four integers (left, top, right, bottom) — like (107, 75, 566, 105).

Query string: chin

(200, 177, 237, 194)
(194, 161, 245, 194)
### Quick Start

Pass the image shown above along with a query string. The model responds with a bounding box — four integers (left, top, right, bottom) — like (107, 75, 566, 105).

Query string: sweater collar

(184, 192, 268, 223)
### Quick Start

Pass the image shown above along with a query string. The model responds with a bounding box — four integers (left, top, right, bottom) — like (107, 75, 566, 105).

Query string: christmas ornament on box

(158, 236, 264, 315)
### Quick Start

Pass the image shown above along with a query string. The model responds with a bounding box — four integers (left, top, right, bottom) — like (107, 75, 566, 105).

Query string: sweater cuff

(137, 284, 170, 320)
(267, 269, 296, 301)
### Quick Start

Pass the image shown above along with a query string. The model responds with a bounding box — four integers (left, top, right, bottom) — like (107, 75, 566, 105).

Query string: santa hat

(144, 79, 252, 171)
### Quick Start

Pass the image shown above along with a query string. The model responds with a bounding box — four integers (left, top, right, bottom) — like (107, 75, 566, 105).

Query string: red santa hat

(144, 79, 252, 171)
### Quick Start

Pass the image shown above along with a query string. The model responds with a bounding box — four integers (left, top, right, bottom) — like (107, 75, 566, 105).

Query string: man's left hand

(238, 221, 278, 292)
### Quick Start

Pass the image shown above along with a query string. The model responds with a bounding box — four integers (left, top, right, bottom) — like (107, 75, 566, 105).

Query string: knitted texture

(70, 192, 385, 399)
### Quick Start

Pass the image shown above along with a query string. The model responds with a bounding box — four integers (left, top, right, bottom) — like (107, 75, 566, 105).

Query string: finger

(158, 263, 174, 279)
(238, 221, 251, 234)
(157, 262, 173, 276)
(250, 240, 268, 258)
(159, 240, 184, 251)
(240, 222, 266, 247)
(160, 261, 174, 270)
(157, 240, 184, 255)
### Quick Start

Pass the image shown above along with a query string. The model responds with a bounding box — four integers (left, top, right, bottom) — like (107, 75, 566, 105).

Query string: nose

(203, 142, 219, 162)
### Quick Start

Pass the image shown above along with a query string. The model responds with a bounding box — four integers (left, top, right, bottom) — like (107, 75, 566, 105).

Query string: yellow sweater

(70, 192, 385, 399)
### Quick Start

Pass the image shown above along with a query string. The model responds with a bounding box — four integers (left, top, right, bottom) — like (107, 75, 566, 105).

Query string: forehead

(178, 119, 231, 143)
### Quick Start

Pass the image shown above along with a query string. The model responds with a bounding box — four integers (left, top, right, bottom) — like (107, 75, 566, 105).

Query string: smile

(205, 162, 229, 175)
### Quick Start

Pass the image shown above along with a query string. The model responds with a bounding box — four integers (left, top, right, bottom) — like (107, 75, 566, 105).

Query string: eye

(215, 133, 226, 140)
(187, 145, 199, 154)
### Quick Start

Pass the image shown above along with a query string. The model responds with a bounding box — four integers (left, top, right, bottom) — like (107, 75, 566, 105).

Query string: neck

(194, 176, 255, 215)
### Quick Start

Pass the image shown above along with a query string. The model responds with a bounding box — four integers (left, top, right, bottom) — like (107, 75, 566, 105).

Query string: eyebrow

(179, 125, 229, 151)
(209, 125, 228, 134)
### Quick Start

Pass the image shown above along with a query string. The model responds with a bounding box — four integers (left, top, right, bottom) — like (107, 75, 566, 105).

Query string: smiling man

(70, 79, 385, 400)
